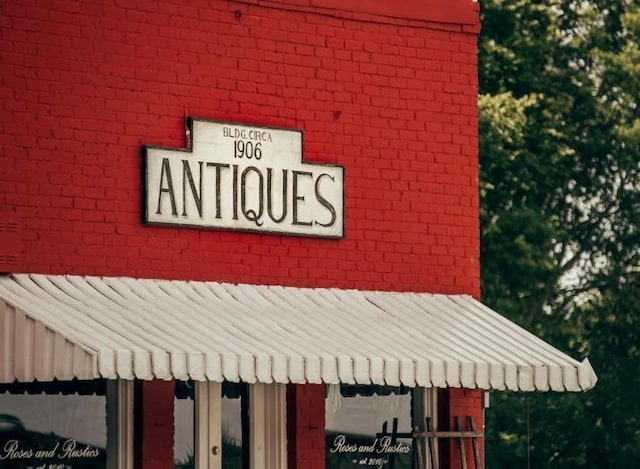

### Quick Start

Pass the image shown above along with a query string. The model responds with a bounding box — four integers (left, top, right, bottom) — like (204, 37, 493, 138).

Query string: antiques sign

(143, 119, 345, 238)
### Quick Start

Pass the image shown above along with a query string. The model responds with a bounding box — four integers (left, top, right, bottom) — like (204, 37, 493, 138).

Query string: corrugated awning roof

(0, 274, 596, 392)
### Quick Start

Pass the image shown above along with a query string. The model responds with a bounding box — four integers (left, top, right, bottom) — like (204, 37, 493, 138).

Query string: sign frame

(142, 118, 345, 239)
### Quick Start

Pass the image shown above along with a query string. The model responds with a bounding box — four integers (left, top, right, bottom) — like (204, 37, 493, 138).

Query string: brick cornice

(233, 0, 480, 30)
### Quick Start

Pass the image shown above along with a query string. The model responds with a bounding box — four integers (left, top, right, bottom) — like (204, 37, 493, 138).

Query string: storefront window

(325, 385, 417, 469)
(0, 380, 108, 469)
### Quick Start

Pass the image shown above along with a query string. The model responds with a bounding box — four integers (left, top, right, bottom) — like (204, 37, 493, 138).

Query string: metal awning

(0, 274, 596, 391)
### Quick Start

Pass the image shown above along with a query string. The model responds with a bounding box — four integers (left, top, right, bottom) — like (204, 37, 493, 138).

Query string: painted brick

(134, 380, 175, 469)
(2, 0, 481, 466)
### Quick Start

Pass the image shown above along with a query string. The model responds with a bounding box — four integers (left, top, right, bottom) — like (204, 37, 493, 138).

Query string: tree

(479, 0, 640, 466)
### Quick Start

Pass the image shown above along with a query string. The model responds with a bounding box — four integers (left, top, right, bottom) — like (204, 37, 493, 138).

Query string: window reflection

(174, 381, 195, 469)
(0, 380, 107, 469)
(325, 385, 415, 469)
(221, 382, 246, 469)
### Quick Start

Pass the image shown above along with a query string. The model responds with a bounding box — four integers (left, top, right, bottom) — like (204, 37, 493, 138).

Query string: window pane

(221, 382, 245, 469)
(174, 381, 195, 469)
(325, 385, 414, 469)
(0, 380, 107, 469)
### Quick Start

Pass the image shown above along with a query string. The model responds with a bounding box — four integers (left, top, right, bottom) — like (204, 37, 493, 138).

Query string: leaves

(480, 0, 640, 466)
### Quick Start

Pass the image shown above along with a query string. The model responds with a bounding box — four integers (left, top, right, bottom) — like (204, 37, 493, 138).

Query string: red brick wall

(288, 384, 326, 469)
(1, 1, 481, 468)
(134, 380, 175, 469)
(0, 0, 479, 295)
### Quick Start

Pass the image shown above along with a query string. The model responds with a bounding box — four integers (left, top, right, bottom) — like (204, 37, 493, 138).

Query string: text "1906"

(234, 140, 262, 160)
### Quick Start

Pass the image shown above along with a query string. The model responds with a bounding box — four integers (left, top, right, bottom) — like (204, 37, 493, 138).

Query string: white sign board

(143, 119, 344, 238)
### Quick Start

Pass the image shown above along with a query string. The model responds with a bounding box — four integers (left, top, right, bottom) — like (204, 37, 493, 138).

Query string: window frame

(194, 382, 287, 469)
(106, 379, 134, 469)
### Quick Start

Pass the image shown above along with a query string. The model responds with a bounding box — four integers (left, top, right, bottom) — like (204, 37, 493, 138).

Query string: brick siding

(1, 1, 482, 467)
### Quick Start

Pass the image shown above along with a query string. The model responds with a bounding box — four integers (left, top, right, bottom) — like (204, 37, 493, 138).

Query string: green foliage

(479, 0, 640, 466)
(486, 275, 640, 468)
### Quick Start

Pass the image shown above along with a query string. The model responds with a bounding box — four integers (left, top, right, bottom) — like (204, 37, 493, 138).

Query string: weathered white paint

(0, 274, 597, 391)
(144, 119, 344, 238)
